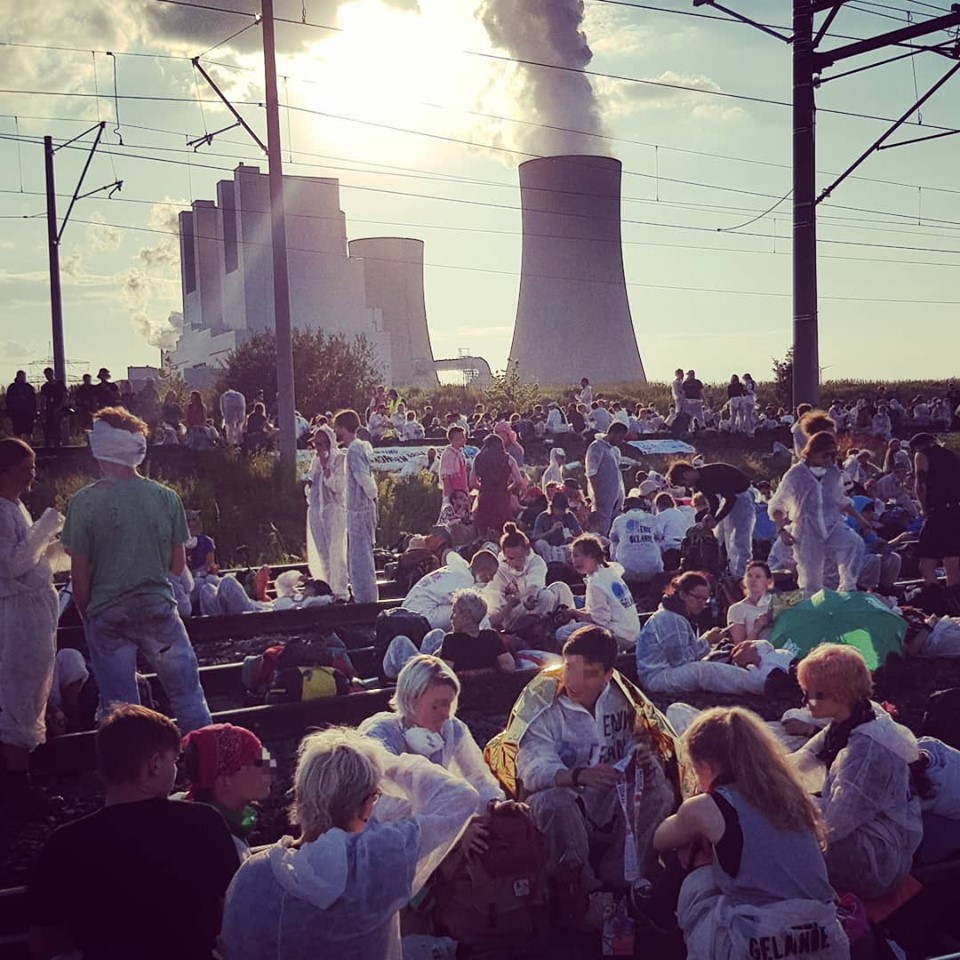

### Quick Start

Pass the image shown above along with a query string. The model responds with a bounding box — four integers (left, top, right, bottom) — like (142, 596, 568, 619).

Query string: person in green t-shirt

(61, 407, 211, 733)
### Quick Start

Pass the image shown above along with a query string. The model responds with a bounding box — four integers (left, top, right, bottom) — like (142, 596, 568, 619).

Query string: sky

(1, 0, 959, 388)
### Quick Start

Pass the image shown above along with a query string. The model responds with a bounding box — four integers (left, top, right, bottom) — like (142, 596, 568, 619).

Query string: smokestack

(348, 237, 438, 387)
(509, 155, 646, 386)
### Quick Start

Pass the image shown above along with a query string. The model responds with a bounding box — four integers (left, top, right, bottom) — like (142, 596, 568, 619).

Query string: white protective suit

(516, 681, 674, 891)
(401, 552, 476, 630)
(0, 501, 62, 751)
(792, 703, 922, 899)
(306, 427, 349, 598)
(609, 509, 664, 581)
(768, 462, 864, 598)
(221, 752, 477, 960)
(359, 712, 504, 814)
(917, 737, 960, 819)
(484, 551, 574, 631)
(541, 448, 566, 492)
(635, 606, 787, 697)
(345, 437, 379, 604)
(556, 563, 641, 652)
(918, 616, 960, 657)
(219, 389, 247, 446)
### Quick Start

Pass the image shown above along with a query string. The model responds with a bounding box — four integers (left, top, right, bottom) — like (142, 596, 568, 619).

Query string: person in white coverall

(334, 409, 379, 603)
(483, 523, 575, 631)
(793, 645, 921, 899)
(305, 425, 348, 598)
(219, 388, 247, 447)
(636, 572, 792, 696)
(516, 627, 675, 894)
(768, 432, 865, 598)
(0, 438, 64, 811)
(558, 535, 642, 652)
(609, 497, 664, 583)
(221, 726, 476, 960)
(401, 549, 499, 630)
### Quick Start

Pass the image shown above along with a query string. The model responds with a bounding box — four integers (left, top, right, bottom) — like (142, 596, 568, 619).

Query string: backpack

(265, 665, 351, 703)
(242, 637, 358, 696)
(679, 523, 722, 576)
(434, 811, 549, 956)
(396, 548, 440, 593)
(374, 608, 433, 679)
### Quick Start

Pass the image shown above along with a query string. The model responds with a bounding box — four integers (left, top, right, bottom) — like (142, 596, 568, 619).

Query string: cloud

(595, 71, 744, 121)
(85, 212, 124, 253)
(0, 340, 33, 359)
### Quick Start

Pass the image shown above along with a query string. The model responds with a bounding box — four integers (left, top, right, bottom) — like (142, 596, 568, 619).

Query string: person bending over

(401, 548, 499, 631)
(792, 644, 921, 900)
(27, 706, 239, 960)
(222, 727, 477, 960)
(636, 572, 790, 697)
(654, 707, 848, 960)
(667, 461, 755, 580)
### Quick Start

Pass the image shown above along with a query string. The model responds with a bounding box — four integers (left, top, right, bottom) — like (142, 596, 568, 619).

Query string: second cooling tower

(508, 156, 646, 386)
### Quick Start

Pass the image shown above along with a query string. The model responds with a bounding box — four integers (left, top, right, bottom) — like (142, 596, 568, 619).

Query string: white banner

(627, 439, 696, 456)
(296, 444, 480, 479)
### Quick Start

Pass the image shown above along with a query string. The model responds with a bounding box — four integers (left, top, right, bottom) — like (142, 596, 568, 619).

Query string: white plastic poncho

(791, 703, 922, 899)
(400, 552, 475, 630)
(306, 426, 349, 598)
(582, 562, 642, 651)
(635, 606, 709, 687)
(917, 736, 960, 818)
(359, 712, 504, 814)
(346, 437, 379, 604)
(484, 551, 548, 629)
(0, 500, 62, 751)
(221, 752, 477, 960)
(541, 448, 566, 492)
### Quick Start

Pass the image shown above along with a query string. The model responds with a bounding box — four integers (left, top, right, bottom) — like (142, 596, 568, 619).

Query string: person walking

(334, 409, 379, 603)
(60, 407, 212, 732)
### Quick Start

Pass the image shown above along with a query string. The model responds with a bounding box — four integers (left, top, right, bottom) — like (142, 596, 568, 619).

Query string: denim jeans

(84, 596, 212, 733)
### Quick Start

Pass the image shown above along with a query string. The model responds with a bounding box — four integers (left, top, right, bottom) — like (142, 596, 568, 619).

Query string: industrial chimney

(509, 155, 646, 386)
(348, 237, 439, 388)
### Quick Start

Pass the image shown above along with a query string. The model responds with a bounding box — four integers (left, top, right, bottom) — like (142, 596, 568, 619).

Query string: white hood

(269, 832, 351, 909)
(852, 702, 920, 765)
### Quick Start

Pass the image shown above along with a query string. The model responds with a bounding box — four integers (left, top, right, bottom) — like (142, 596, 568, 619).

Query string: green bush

(376, 472, 443, 548)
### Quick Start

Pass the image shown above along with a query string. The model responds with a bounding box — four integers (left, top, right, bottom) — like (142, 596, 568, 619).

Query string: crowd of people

(3, 371, 960, 959)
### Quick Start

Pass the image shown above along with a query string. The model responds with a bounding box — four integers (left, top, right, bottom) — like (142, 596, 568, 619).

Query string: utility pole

(261, 0, 298, 469)
(792, 0, 819, 407)
(694, 0, 960, 407)
(42, 123, 121, 384)
(44, 137, 65, 383)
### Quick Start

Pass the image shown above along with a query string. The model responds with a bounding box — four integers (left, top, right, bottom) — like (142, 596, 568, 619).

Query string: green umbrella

(769, 589, 906, 671)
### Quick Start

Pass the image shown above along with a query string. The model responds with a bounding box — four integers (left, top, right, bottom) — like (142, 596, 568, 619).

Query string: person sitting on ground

(179, 723, 276, 862)
(792, 644, 922, 900)
(484, 523, 574, 632)
(558, 534, 642, 653)
(609, 495, 664, 584)
(221, 725, 477, 960)
(654, 492, 696, 569)
(367, 403, 391, 442)
(654, 707, 848, 960)
(45, 648, 91, 737)
(401, 410, 425, 441)
(532, 491, 582, 564)
(199, 569, 332, 616)
(27, 705, 240, 960)
(436, 489, 476, 548)
(244, 402, 272, 451)
(361, 654, 508, 835)
(636, 572, 792, 697)
(509, 627, 676, 902)
(401, 548, 499, 631)
(911, 735, 960, 864)
(438, 590, 515, 673)
(185, 508, 219, 585)
(726, 561, 775, 644)
(564, 478, 592, 531)
(902, 608, 960, 658)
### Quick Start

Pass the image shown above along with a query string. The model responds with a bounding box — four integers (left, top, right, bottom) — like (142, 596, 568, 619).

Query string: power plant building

(509, 155, 646, 386)
(170, 164, 438, 388)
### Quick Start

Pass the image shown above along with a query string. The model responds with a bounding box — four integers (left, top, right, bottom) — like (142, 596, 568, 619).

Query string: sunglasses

(802, 690, 831, 704)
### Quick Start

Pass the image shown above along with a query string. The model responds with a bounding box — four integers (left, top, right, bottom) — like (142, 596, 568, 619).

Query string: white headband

(89, 419, 147, 467)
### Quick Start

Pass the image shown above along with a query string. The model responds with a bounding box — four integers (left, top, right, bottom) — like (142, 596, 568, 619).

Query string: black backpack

(680, 524, 723, 576)
(374, 608, 433, 679)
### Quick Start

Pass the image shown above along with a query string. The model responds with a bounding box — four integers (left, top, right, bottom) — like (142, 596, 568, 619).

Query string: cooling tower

(509, 156, 646, 385)
(348, 237, 439, 388)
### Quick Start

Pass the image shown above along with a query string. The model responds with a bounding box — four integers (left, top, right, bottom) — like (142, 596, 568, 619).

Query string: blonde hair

(94, 406, 148, 436)
(796, 643, 872, 705)
(684, 707, 823, 842)
(292, 727, 381, 841)
(451, 589, 487, 626)
(390, 654, 460, 723)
